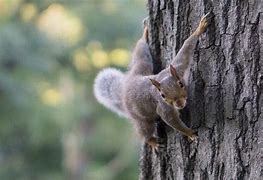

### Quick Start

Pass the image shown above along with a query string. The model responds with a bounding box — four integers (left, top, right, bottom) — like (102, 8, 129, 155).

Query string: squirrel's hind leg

(142, 26, 149, 43)
(129, 22, 153, 76)
(142, 17, 149, 43)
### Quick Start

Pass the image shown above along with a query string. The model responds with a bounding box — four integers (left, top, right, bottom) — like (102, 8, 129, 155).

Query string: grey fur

(94, 68, 127, 118)
(94, 13, 212, 146)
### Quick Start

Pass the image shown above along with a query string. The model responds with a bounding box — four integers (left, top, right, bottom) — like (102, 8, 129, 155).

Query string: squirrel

(94, 12, 213, 149)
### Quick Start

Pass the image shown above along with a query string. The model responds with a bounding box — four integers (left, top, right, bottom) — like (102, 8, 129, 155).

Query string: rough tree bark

(139, 0, 262, 179)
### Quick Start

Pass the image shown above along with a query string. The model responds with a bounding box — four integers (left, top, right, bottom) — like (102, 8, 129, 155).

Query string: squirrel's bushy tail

(94, 68, 126, 118)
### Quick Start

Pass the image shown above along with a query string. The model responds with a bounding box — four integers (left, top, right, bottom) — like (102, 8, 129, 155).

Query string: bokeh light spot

(41, 89, 62, 106)
(20, 3, 37, 22)
(73, 49, 90, 72)
(110, 48, 130, 67)
(91, 50, 109, 68)
(37, 3, 84, 45)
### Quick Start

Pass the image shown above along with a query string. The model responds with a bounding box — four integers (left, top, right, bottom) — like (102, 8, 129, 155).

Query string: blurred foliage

(0, 0, 146, 179)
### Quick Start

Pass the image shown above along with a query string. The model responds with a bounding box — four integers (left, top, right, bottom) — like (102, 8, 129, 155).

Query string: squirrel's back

(94, 68, 127, 117)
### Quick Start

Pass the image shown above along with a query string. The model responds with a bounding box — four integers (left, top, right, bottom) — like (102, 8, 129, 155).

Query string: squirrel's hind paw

(153, 139, 166, 155)
(147, 137, 166, 152)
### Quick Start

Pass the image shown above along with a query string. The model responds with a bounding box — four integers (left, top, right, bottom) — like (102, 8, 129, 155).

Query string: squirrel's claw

(147, 137, 166, 153)
(157, 137, 165, 148)
(187, 132, 199, 143)
(203, 10, 214, 21)
(202, 11, 214, 27)
(153, 143, 166, 155)
(154, 137, 166, 154)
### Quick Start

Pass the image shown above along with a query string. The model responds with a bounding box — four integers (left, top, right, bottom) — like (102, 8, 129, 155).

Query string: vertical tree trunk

(140, 0, 262, 179)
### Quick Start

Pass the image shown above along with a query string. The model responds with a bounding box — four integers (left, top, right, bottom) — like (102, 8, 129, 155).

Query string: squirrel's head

(150, 65, 187, 110)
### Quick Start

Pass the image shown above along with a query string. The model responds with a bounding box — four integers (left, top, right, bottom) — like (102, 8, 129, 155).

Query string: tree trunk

(140, 0, 262, 179)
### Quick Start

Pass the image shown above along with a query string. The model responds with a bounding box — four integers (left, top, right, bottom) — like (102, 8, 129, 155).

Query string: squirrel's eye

(161, 94, 165, 98)
(178, 81, 184, 88)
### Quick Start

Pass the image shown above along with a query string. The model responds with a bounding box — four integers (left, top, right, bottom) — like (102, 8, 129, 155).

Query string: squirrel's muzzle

(173, 98, 186, 110)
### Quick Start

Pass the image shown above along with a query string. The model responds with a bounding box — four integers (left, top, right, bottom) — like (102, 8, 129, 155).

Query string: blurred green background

(0, 0, 146, 179)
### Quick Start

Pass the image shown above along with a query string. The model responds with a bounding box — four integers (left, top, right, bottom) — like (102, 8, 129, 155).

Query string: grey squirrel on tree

(94, 12, 213, 149)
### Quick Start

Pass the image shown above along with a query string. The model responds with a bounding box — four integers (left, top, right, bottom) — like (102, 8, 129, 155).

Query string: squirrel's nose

(175, 99, 186, 109)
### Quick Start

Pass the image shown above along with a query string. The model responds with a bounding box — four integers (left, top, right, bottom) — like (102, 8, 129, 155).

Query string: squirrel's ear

(150, 79, 161, 91)
(170, 65, 179, 79)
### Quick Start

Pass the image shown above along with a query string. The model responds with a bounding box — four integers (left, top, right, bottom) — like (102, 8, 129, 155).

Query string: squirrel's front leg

(171, 11, 213, 80)
(157, 103, 197, 141)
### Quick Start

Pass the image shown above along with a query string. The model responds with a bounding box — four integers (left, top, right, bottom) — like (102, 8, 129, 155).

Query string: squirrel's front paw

(187, 131, 199, 143)
(196, 10, 214, 35)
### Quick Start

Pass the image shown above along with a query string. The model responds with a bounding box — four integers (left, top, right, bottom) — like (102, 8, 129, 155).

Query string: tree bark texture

(140, 0, 262, 179)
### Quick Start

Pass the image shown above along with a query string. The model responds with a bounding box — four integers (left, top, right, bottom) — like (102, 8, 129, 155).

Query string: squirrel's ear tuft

(170, 65, 179, 79)
(150, 79, 161, 91)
